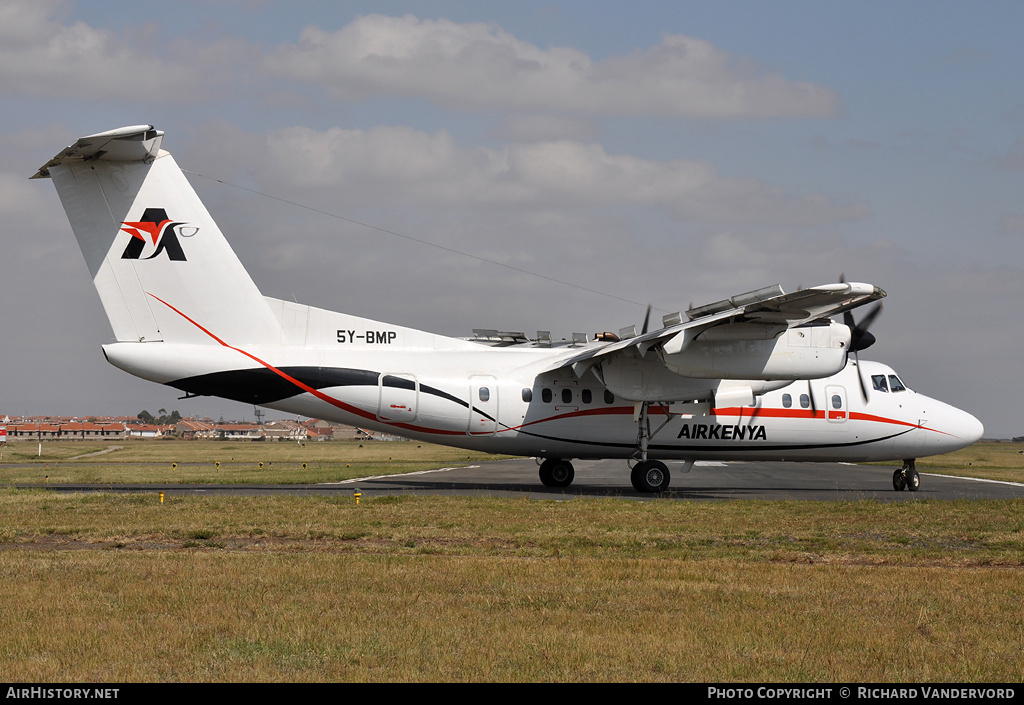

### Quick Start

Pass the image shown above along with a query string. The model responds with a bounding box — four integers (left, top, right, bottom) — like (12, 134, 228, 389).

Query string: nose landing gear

(892, 459, 920, 492)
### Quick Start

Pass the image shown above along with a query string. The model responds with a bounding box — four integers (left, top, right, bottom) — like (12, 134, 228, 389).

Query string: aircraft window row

(782, 392, 811, 409)
(537, 388, 616, 405)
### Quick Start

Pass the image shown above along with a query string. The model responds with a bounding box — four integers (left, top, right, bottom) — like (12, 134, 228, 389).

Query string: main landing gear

(538, 457, 575, 488)
(631, 460, 671, 493)
(629, 401, 674, 494)
(892, 459, 920, 492)
(536, 402, 682, 493)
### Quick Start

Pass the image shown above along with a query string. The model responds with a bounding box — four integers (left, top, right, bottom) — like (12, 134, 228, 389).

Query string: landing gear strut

(538, 458, 575, 488)
(629, 401, 674, 493)
(892, 459, 920, 492)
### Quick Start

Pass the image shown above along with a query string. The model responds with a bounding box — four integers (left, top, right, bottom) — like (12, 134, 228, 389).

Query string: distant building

(263, 420, 308, 441)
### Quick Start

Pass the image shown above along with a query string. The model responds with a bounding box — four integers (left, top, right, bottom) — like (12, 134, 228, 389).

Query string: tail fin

(34, 125, 283, 345)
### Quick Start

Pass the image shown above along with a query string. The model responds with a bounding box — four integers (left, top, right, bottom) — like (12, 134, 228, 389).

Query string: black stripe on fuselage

(169, 366, 495, 421)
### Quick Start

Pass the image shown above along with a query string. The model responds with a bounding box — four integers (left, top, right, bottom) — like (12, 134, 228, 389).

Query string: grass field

(0, 440, 1022, 681)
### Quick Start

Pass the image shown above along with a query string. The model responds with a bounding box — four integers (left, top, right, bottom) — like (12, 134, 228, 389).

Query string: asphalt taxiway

(22, 458, 1024, 501)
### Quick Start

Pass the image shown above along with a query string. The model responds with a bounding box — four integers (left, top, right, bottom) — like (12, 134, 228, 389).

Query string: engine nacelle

(662, 321, 850, 380)
(599, 348, 792, 403)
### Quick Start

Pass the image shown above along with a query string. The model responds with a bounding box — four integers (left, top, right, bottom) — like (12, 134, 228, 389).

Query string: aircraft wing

(543, 281, 885, 377)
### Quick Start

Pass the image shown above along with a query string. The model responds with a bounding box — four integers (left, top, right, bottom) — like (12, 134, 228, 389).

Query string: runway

(25, 458, 1024, 501)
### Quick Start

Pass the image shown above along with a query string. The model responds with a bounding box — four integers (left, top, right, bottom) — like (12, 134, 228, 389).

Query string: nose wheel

(892, 460, 920, 492)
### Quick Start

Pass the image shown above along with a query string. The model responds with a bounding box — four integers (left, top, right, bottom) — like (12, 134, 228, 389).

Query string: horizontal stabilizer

(32, 125, 164, 179)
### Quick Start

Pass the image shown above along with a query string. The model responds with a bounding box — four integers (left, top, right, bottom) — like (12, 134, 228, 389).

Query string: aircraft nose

(958, 409, 984, 445)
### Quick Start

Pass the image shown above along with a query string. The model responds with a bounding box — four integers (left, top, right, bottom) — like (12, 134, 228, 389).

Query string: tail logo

(120, 208, 196, 261)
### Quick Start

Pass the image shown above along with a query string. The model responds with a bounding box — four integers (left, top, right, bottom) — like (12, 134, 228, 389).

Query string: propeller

(844, 302, 883, 401)
(641, 304, 652, 335)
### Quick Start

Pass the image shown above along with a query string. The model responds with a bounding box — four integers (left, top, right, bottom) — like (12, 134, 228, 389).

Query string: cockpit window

(888, 375, 906, 392)
(871, 375, 889, 392)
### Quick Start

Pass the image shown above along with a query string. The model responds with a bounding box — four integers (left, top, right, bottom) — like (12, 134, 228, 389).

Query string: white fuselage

(102, 327, 984, 464)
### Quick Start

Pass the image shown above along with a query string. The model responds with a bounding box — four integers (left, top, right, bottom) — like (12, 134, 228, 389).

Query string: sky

(1, 0, 1022, 436)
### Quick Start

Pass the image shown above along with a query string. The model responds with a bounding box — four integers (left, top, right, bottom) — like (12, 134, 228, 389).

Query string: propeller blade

(854, 350, 869, 402)
(845, 302, 882, 352)
(807, 380, 817, 416)
(641, 304, 652, 335)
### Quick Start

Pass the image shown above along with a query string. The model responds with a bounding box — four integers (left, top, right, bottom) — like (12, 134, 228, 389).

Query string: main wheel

(892, 468, 906, 491)
(539, 458, 574, 488)
(631, 460, 671, 493)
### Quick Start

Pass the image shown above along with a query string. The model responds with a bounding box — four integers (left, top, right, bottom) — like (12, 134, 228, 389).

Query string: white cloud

(221, 124, 867, 228)
(489, 114, 600, 143)
(267, 14, 842, 118)
(0, 1, 250, 102)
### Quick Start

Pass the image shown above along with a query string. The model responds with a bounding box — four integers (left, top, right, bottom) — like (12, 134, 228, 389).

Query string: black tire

(630, 464, 645, 492)
(892, 468, 906, 492)
(631, 460, 671, 493)
(539, 458, 574, 488)
(906, 468, 920, 492)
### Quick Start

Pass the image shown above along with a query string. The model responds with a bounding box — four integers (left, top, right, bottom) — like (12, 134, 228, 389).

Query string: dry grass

(0, 491, 1022, 682)
(2, 551, 1020, 682)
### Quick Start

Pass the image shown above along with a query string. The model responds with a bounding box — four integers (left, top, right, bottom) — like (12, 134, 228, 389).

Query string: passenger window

(561, 388, 572, 404)
(581, 389, 592, 404)
(871, 375, 888, 392)
(479, 387, 490, 402)
(831, 394, 842, 409)
(604, 390, 615, 404)
(799, 394, 810, 409)
(888, 375, 906, 392)
(782, 393, 792, 408)
(542, 388, 552, 403)
(522, 388, 532, 402)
